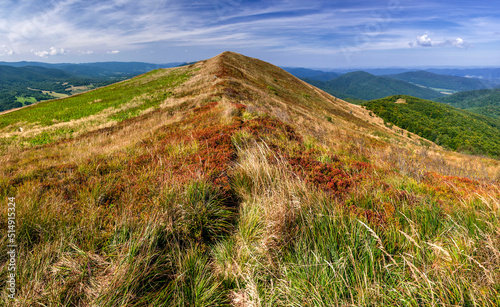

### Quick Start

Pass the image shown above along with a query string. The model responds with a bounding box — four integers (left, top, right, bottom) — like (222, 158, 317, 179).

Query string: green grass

(0, 68, 192, 129)
(15, 96, 37, 106)
(1, 52, 499, 306)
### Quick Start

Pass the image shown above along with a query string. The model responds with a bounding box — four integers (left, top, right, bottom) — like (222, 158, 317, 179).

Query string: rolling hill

(304, 71, 443, 101)
(364, 95, 500, 157)
(283, 67, 341, 81)
(387, 70, 492, 92)
(436, 88, 500, 118)
(1, 52, 499, 306)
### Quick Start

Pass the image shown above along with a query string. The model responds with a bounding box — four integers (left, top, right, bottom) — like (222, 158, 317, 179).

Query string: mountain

(0, 61, 184, 78)
(1, 51, 499, 306)
(283, 67, 341, 81)
(335, 67, 413, 75)
(304, 71, 443, 101)
(387, 70, 492, 92)
(364, 95, 500, 157)
(426, 67, 500, 81)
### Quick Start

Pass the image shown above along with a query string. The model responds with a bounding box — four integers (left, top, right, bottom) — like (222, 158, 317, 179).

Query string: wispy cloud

(0, 0, 497, 67)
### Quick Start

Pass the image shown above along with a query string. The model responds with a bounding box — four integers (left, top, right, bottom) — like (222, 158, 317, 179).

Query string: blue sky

(0, 0, 499, 68)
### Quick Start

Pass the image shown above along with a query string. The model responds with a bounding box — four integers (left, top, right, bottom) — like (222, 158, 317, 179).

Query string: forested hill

(304, 71, 442, 101)
(364, 95, 500, 158)
(0, 65, 113, 112)
(436, 89, 500, 118)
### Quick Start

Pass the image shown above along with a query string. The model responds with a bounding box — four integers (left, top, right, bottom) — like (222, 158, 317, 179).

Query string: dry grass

(1, 51, 499, 306)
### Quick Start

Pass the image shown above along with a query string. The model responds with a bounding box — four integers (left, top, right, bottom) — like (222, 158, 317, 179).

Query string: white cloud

(31, 46, 66, 57)
(107, 50, 120, 54)
(0, 45, 14, 56)
(409, 34, 470, 48)
(78, 50, 94, 54)
(415, 34, 432, 47)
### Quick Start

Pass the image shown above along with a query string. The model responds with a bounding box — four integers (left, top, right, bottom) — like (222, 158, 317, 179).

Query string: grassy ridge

(364, 95, 500, 158)
(2, 100, 499, 305)
(1, 51, 499, 306)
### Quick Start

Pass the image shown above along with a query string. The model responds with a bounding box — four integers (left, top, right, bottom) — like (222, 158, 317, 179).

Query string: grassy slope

(305, 71, 442, 101)
(364, 95, 500, 158)
(1, 52, 499, 306)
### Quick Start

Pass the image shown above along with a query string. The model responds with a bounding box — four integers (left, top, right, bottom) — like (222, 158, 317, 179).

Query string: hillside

(305, 71, 443, 100)
(436, 88, 500, 118)
(0, 65, 119, 112)
(364, 95, 500, 157)
(1, 52, 499, 306)
(387, 70, 491, 93)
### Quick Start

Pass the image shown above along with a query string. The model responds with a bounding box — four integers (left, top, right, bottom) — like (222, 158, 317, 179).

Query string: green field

(15, 96, 37, 106)
(0, 68, 192, 129)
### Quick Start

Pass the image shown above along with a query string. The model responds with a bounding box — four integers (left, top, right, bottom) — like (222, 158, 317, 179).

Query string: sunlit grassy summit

(1, 51, 499, 306)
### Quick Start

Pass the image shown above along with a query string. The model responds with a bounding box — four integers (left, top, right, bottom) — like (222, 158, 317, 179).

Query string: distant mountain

(364, 95, 500, 157)
(0, 61, 184, 78)
(426, 68, 500, 81)
(0, 65, 72, 85)
(282, 67, 340, 81)
(304, 71, 442, 101)
(436, 89, 500, 118)
(334, 68, 412, 75)
(387, 71, 491, 92)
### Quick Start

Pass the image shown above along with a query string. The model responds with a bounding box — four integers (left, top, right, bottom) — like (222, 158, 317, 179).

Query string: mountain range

(286, 68, 497, 102)
(0, 61, 183, 77)
(1, 51, 499, 306)
(386, 70, 493, 92)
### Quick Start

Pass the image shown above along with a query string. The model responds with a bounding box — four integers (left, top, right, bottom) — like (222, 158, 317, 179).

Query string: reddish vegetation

(142, 101, 243, 196)
(13, 96, 489, 229)
(287, 155, 352, 195)
(424, 171, 487, 197)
